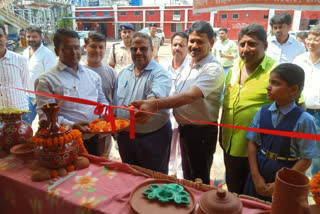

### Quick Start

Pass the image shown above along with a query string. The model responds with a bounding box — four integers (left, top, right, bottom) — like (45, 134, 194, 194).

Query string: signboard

(194, 0, 320, 13)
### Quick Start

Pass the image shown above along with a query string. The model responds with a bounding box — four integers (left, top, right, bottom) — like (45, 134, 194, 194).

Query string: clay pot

(197, 188, 242, 214)
(35, 139, 80, 169)
(10, 143, 35, 163)
(0, 113, 33, 151)
(271, 168, 310, 214)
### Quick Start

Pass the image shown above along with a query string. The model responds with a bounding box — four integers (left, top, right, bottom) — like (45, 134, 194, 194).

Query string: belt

(307, 108, 320, 113)
(260, 149, 298, 161)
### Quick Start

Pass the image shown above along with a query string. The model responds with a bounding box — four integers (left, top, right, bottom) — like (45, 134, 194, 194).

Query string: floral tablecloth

(0, 154, 271, 214)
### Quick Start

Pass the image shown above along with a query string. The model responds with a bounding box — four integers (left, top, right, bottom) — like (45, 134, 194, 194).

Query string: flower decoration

(79, 196, 103, 209)
(310, 171, 320, 205)
(88, 118, 129, 132)
(142, 183, 190, 204)
(72, 171, 98, 192)
(32, 127, 87, 153)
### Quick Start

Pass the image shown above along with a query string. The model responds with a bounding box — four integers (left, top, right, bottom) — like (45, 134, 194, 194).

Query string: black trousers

(224, 153, 249, 194)
(84, 135, 99, 156)
(179, 124, 218, 184)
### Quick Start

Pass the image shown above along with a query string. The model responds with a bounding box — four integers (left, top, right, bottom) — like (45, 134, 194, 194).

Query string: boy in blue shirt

(243, 63, 318, 201)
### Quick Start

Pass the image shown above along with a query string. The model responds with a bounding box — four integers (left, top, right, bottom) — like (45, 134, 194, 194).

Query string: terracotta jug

(271, 168, 310, 214)
(0, 112, 33, 152)
(197, 188, 242, 214)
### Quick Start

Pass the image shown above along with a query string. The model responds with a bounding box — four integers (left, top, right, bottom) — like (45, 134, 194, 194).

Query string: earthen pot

(197, 188, 242, 214)
(0, 113, 33, 151)
(272, 168, 310, 214)
(10, 143, 35, 163)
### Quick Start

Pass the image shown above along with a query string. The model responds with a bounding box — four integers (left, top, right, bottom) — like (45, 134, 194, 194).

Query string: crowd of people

(0, 11, 320, 202)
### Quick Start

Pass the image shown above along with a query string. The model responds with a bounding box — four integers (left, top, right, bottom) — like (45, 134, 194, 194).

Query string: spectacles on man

(306, 38, 320, 43)
(130, 47, 148, 52)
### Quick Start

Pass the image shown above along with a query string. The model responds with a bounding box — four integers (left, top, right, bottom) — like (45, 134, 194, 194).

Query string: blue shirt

(246, 101, 318, 159)
(113, 59, 172, 133)
(35, 61, 108, 126)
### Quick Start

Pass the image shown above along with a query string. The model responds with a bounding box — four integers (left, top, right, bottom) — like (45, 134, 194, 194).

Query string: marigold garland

(32, 127, 88, 154)
(310, 171, 320, 205)
(89, 118, 129, 132)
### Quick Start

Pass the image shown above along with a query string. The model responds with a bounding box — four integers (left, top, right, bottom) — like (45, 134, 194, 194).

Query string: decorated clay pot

(35, 139, 80, 169)
(271, 168, 310, 214)
(197, 188, 242, 214)
(0, 113, 33, 151)
(10, 142, 36, 163)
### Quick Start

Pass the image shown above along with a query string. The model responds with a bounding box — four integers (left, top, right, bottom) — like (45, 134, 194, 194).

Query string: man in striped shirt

(0, 23, 29, 111)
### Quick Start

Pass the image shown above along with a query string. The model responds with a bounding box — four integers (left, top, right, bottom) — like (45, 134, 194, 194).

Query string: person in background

(293, 24, 320, 178)
(82, 31, 117, 156)
(23, 26, 56, 125)
(0, 23, 29, 112)
(112, 32, 172, 174)
(19, 29, 27, 48)
(149, 23, 161, 63)
(108, 23, 135, 73)
(296, 31, 308, 50)
(221, 24, 278, 194)
(266, 12, 306, 63)
(213, 28, 238, 76)
(131, 21, 224, 184)
(161, 32, 189, 179)
(243, 63, 317, 201)
(35, 28, 108, 156)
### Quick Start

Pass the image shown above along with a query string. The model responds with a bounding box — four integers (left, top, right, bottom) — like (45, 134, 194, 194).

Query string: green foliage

(56, 13, 73, 29)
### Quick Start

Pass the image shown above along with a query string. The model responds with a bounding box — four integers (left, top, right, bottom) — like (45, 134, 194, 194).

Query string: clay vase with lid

(0, 112, 33, 152)
(271, 168, 310, 214)
(34, 103, 79, 169)
(197, 188, 242, 214)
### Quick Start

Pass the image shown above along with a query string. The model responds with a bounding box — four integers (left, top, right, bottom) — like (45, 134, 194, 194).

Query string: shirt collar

(270, 35, 294, 45)
(222, 39, 230, 44)
(238, 54, 269, 72)
(268, 100, 296, 115)
(191, 52, 214, 67)
(1, 48, 10, 59)
(128, 59, 157, 72)
(57, 60, 84, 75)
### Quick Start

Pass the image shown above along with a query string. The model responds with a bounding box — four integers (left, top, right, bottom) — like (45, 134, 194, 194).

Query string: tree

(56, 13, 73, 29)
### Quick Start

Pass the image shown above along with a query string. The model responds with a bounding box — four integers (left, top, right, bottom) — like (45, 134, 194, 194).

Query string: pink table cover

(0, 154, 271, 214)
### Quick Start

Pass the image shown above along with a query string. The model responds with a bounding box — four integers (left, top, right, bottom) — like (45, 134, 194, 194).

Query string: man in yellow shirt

(221, 24, 278, 194)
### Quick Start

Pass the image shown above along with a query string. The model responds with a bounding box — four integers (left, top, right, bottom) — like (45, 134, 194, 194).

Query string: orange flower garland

(89, 118, 129, 132)
(32, 127, 88, 154)
(310, 171, 320, 205)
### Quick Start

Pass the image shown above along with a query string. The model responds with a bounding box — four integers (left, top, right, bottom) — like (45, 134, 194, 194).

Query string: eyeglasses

(130, 47, 148, 52)
(306, 38, 320, 43)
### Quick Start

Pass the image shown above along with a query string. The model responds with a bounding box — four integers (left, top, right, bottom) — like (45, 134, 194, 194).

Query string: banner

(194, 0, 320, 13)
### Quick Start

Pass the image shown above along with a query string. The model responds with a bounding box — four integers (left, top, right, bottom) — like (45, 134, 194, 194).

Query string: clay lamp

(197, 188, 242, 214)
(10, 142, 36, 163)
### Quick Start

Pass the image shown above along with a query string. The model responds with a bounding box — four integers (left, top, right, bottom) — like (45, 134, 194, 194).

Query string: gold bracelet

(154, 98, 159, 112)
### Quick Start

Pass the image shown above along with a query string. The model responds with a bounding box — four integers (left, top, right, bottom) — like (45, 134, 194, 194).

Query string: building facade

(74, 5, 320, 40)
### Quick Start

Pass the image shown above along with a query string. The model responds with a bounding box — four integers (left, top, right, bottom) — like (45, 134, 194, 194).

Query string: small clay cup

(10, 143, 35, 163)
(271, 168, 310, 214)
(197, 188, 242, 214)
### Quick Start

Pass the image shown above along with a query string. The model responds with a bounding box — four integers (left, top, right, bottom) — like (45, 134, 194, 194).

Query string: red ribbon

(129, 106, 135, 139)
(4, 86, 320, 142)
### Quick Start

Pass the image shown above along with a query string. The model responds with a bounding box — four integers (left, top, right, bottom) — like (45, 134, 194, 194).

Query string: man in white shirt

(23, 26, 56, 125)
(132, 21, 224, 184)
(266, 12, 306, 63)
(0, 23, 29, 111)
(82, 31, 117, 156)
(213, 28, 238, 76)
(162, 32, 189, 179)
(35, 28, 108, 156)
(293, 24, 320, 177)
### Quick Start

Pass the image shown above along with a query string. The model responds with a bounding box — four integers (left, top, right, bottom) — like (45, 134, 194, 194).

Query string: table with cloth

(0, 153, 271, 214)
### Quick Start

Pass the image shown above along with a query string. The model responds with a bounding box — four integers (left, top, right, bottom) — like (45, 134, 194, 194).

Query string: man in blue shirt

(35, 29, 108, 156)
(113, 32, 172, 174)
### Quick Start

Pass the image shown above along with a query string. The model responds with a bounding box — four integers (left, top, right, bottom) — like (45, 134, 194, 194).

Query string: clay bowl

(10, 143, 36, 163)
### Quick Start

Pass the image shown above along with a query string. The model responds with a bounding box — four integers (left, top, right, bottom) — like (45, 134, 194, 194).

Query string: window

(134, 11, 140, 16)
(264, 15, 268, 19)
(232, 13, 239, 19)
(120, 11, 126, 16)
(90, 12, 96, 16)
(79, 12, 85, 17)
(221, 14, 227, 19)
(148, 11, 155, 16)
(174, 10, 180, 16)
(171, 23, 183, 32)
(104, 11, 110, 16)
